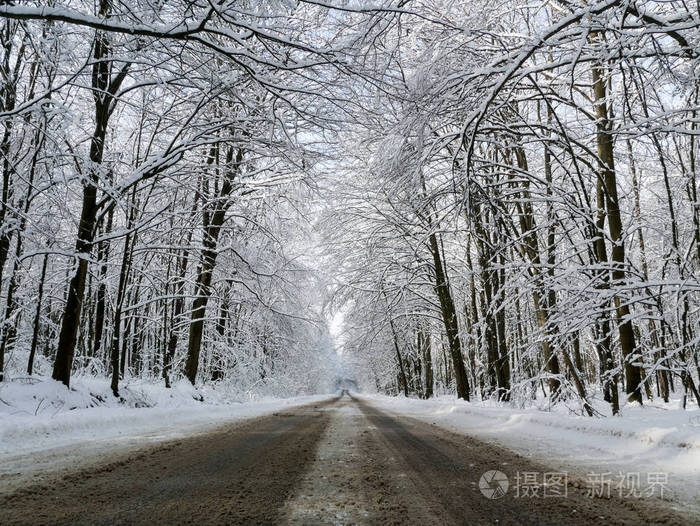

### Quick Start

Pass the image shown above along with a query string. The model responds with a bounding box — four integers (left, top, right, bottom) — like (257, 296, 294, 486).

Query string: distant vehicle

(334, 378, 359, 393)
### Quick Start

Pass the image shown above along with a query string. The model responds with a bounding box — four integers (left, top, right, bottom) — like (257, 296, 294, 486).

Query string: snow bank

(360, 393, 700, 516)
(0, 376, 334, 493)
(361, 394, 700, 451)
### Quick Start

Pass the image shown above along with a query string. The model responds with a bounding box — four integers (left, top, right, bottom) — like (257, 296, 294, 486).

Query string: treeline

(0, 0, 385, 396)
(327, 0, 700, 413)
(2, 1, 699, 411)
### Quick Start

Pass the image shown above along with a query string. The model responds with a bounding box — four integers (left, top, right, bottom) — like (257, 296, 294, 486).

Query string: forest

(1, 0, 699, 417)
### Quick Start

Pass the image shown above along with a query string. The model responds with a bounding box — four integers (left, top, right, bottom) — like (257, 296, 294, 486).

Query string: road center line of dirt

(282, 401, 374, 524)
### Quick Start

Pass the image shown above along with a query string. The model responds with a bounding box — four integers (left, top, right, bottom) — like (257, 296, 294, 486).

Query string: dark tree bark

(184, 147, 243, 385)
(510, 144, 561, 398)
(590, 177, 620, 414)
(0, 85, 45, 378)
(92, 204, 114, 359)
(428, 230, 471, 401)
(211, 292, 228, 382)
(108, 229, 133, 397)
(472, 208, 509, 400)
(0, 19, 23, 299)
(591, 56, 643, 405)
(107, 186, 138, 397)
(627, 138, 669, 403)
(381, 286, 408, 397)
(164, 181, 202, 387)
(52, 1, 130, 387)
(465, 229, 483, 393)
(0, 22, 29, 381)
(419, 330, 434, 399)
(27, 254, 49, 375)
(387, 311, 408, 398)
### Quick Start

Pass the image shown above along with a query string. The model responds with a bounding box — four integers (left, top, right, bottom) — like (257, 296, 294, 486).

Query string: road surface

(0, 393, 689, 525)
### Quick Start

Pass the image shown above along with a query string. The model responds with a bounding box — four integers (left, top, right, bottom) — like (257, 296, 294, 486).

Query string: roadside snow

(0, 376, 334, 494)
(360, 393, 700, 517)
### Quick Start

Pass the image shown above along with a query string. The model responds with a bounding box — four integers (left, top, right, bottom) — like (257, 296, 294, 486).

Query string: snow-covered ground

(360, 393, 700, 517)
(3, 377, 698, 518)
(0, 376, 334, 494)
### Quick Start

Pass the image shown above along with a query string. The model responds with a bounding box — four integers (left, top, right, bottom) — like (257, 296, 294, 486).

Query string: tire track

(356, 397, 690, 526)
(0, 399, 334, 525)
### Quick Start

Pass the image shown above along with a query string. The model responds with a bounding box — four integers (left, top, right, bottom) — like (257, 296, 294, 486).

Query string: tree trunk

(465, 229, 481, 391)
(27, 254, 49, 375)
(184, 147, 242, 385)
(591, 176, 620, 414)
(0, 19, 22, 298)
(627, 138, 669, 402)
(92, 205, 114, 359)
(591, 57, 643, 404)
(211, 293, 227, 382)
(386, 307, 408, 397)
(473, 209, 509, 400)
(428, 230, 470, 400)
(0, 97, 45, 378)
(419, 330, 434, 399)
(164, 184, 202, 387)
(108, 229, 133, 397)
(52, 1, 129, 387)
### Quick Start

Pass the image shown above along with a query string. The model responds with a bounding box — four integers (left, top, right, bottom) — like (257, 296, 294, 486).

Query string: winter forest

(1, 0, 699, 417)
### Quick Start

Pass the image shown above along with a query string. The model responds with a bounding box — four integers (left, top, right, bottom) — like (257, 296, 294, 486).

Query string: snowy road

(0, 393, 692, 525)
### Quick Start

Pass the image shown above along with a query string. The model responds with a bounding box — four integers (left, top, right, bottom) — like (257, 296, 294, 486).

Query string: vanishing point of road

(0, 393, 688, 525)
